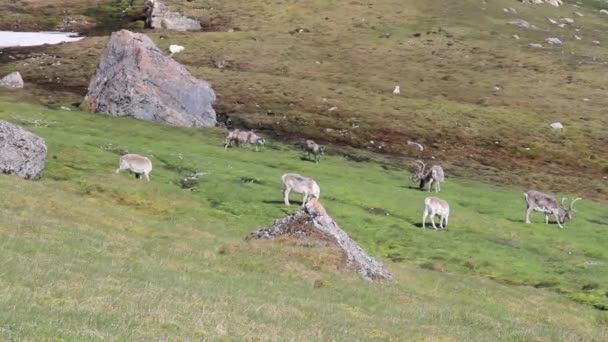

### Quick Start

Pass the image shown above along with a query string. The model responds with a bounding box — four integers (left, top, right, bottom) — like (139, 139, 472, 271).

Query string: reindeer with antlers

(524, 190, 581, 229)
(411, 160, 445, 192)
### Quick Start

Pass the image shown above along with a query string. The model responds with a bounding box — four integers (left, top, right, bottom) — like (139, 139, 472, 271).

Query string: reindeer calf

(225, 129, 266, 151)
(303, 140, 325, 163)
(281, 173, 320, 207)
(422, 196, 450, 230)
(116, 154, 152, 181)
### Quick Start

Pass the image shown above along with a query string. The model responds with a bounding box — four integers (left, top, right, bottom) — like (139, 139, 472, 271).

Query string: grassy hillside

(0, 97, 606, 339)
(0, 0, 607, 201)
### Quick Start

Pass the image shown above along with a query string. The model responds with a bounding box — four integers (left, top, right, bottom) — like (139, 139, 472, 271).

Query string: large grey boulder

(0, 120, 47, 179)
(248, 199, 392, 281)
(0, 72, 24, 89)
(84, 30, 216, 127)
(151, 1, 201, 31)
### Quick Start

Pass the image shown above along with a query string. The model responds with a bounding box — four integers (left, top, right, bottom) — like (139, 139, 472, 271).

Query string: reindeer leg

(283, 188, 290, 206)
(144, 172, 150, 182)
(554, 211, 563, 229)
(545, 214, 549, 225)
(422, 210, 427, 229)
(525, 207, 533, 224)
(431, 215, 438, 230)
(428, 179, 433, 192)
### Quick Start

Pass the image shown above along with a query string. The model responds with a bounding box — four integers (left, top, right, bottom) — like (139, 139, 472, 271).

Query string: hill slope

(0, 98, 606, 339)
(0, 0, 607, 200)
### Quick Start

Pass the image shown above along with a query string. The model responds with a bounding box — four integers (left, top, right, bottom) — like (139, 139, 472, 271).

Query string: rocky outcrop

(151, 1, 201, 31)
(248, 199, 392, 281)
(0, 72, 24, 89)
(84, 30, 216, 127)
(0, 120, 47, 179)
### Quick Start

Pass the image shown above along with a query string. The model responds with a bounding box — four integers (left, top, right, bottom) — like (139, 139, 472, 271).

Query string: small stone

(545, 37, 562, 45)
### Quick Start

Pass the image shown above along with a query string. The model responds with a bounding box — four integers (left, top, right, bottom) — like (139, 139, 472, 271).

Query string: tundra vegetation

(0, 98, 606, 339)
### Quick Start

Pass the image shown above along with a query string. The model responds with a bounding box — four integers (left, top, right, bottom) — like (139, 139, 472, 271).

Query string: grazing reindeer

(422, 196, 450, 230)
(524, 190, 581, 228)
(411, 160, 445, 192)
(303, 140, 325, 163)
(281, 173, 320, 207)
(116, 153, 152, 181)
(224, 129, 266, 151)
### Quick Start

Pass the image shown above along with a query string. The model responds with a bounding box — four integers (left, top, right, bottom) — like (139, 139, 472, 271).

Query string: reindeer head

(557, 197, 582, 223)
(411, 160, 426, 184)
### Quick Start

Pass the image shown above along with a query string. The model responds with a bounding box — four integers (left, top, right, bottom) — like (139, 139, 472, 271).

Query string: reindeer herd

(115, 128, 582, 230)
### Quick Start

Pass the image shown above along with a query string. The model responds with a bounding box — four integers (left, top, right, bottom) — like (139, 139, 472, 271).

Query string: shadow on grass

(262, 200, 289, 205)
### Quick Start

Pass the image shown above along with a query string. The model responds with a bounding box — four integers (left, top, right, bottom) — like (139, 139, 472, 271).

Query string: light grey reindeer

(422, 196, 450, 230)
(524, 190, 581, 228)
(303, 140, 325, 163)
(224, 129, 266, 151)
(281, 173, 320, 207)
(411, 160, 445, 192)
(115, 153, 152, 181)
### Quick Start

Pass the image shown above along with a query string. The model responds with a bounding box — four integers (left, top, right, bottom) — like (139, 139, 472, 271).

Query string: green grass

(0, 98, 606, 339)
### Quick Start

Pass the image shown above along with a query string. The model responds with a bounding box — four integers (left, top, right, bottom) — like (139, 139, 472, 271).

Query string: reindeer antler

(561, 197, 567, 207)
(414, 160, 426, 173)
(570, 198, 582, 211)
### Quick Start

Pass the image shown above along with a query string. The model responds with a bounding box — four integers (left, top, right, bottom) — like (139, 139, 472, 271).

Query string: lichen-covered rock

(0, 120, 47, 179)
(84, 30, 216, 127)
(151, 1, 201, 31)
(248, 199, 392, 281)
(0, 72, 24, 89)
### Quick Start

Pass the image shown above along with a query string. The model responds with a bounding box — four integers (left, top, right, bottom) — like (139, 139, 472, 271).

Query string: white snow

(0, 31, 84, 48)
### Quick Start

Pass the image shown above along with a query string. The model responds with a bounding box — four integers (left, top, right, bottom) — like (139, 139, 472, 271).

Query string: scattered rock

(545, 37, 563, 44)
(574, 12, 584, 17)
(407, 140, 424, 152)
(560, 18, 574, 24)
(512, 34, 520, 39)
(169, 44, 185, 55)
(600, 9, 608, 15)
(289, 27, 311, 34)
(574, 35, 582, 40)
(0, 120, 47, 179)
(393, 85, 400, 94)
(593, 40, 600, 45)
(247, 199, 392, 281)
(529, 43, 543, 48)
(520, 0, 562, 6)
(84, 30, 216, 127)
(509, 19, 538, 29)
(547, 18, 558, 24)
(550, 121, 564, 130)
(0, 72, 24, 89)
(151, 0, 201, 31)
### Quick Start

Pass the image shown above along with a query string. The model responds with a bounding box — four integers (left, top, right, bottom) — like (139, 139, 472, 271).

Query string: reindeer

(422, 196, 450, 230)
(303, 140, 325, 163)
(115, 153, 152, 181)
(524, 190, 581, 228)
(224, 129, 266, 151)
(411, 160, 445, 192)
(281, 173, 320, 207)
